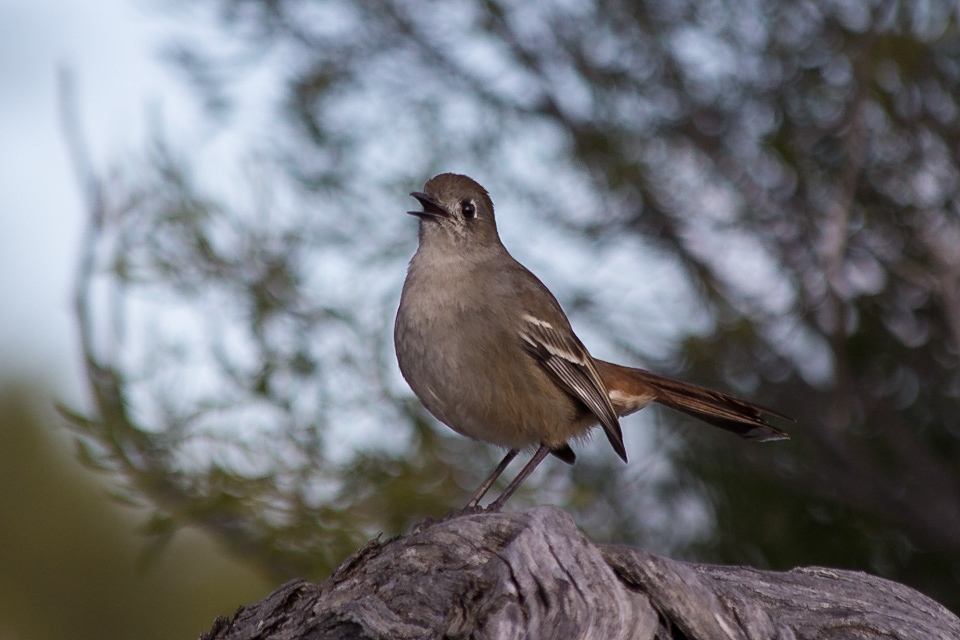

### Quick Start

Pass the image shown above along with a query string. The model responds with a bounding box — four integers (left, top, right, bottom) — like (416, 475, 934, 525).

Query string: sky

(0, 0, 203, 403)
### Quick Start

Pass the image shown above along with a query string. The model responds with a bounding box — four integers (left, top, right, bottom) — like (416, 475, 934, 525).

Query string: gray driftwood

(201, 506, 960, 639)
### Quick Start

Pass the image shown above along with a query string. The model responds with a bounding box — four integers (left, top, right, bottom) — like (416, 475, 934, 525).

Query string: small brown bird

(395, 173, 789, 511)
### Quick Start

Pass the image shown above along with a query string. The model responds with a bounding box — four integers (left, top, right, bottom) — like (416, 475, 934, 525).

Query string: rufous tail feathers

(594, 360, 791, 442)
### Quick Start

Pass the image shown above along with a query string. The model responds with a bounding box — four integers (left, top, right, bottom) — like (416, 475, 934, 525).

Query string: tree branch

(201, 507, 960, 640)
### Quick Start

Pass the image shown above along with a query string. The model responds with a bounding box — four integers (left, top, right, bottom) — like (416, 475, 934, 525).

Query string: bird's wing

(518, 314, 627, 461)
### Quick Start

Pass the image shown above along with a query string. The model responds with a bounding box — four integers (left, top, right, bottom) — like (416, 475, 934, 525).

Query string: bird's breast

(395, 271, 586, 448)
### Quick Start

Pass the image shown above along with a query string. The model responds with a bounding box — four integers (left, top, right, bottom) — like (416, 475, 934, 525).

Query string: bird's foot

(410, 504, 494, 533)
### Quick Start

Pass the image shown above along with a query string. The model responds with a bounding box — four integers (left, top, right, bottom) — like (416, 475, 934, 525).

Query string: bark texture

(201, 507, 960, 640)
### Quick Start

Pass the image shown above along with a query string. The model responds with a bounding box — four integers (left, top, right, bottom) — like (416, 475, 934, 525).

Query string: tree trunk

(200, 507, 960, 639)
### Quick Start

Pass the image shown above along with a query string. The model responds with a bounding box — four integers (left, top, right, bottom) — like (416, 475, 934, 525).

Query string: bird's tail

(594, 360, 791, 442)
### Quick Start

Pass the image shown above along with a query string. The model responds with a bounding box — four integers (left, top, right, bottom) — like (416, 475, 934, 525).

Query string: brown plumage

(594, 360, 789, 441)
(395, 173, 790, 511)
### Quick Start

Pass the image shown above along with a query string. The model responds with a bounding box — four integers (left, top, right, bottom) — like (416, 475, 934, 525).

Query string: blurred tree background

(0, 380, 269, 640)
(57, 0, 960, 621)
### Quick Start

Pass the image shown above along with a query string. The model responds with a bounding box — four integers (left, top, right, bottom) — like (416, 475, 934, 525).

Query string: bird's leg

(464, 449, 519, 509)
(485, 445, 551, 512)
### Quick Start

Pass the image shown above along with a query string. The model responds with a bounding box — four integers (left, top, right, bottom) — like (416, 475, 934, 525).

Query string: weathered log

(201, 506, 960, 639)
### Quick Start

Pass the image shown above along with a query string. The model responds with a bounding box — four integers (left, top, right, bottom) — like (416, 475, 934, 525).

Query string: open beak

(408, 192, 449, 220)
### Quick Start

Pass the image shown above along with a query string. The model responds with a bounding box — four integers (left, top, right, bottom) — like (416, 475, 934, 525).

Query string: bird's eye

(462, 200, 477, 219)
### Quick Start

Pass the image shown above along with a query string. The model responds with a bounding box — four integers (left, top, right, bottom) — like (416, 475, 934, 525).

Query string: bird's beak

(408, 192, 449, 220)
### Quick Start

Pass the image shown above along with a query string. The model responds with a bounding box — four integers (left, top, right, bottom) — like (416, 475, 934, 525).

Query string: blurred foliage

(0, 380, 268, 640)
(64, 0, 960, 614)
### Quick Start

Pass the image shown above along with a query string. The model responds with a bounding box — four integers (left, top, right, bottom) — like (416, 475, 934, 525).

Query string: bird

(394, 173, 789, 511)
